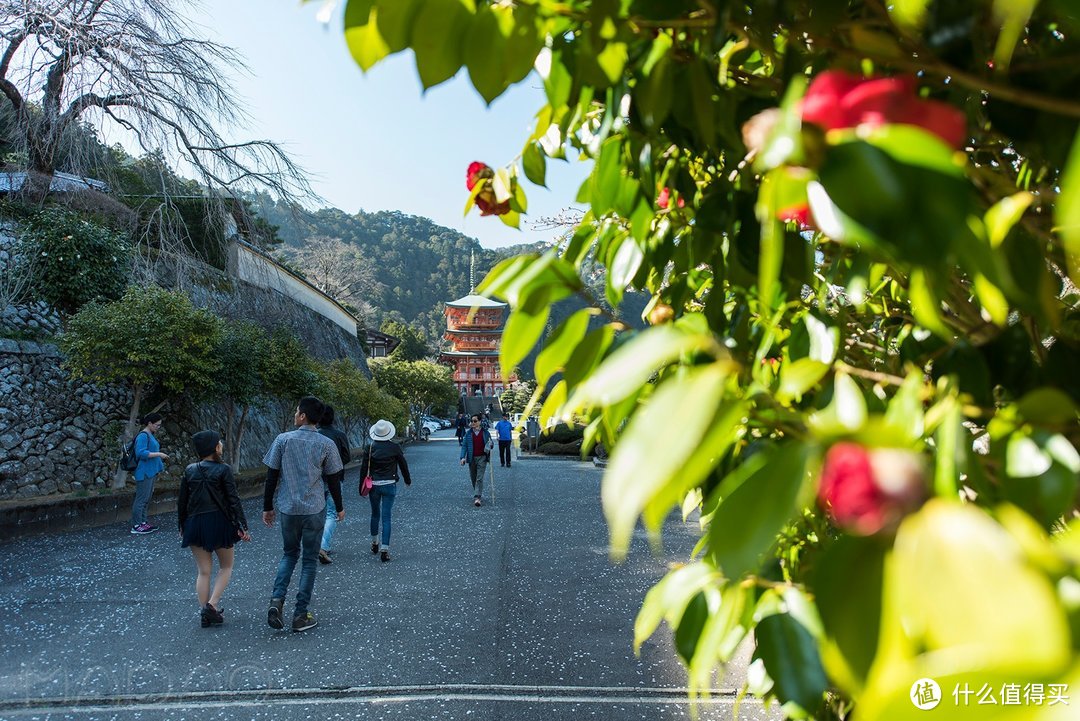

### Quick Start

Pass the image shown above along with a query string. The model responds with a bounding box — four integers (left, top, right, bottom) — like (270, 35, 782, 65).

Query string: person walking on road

(455, 412, 467, 444)
(262, 396, 344, 633)
(178, 430, 251, 627)
(361, 419, 411, 563)
(317, 405, 351, 565)
(494, 414, 513, 468)
(460, 414, 494, 507)
(130, 413, 168, 535)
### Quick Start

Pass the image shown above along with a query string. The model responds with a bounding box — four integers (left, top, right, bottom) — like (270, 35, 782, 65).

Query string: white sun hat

(369, 419, 396, 441)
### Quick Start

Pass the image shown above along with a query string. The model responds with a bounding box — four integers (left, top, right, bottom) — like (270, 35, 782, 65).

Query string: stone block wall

(0, 339, 131, 498)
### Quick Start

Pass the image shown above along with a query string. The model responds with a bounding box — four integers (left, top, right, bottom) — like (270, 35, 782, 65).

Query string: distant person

(455, 412, 467, 444)
(460, 414, 494, 507)
(178, 430, 251, 627)
(262, 396, 344, 633)
(317, 405, 351, 565)
(495, 415, 513, 468)
(360, 419, 412, 563)
(130, 413, 168, 535)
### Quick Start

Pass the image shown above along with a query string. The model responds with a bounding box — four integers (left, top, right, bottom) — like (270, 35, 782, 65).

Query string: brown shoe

(318, 549, 332, 565)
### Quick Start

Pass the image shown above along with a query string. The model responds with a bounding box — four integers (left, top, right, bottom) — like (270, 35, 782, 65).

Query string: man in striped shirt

(262, 396, 345, 633)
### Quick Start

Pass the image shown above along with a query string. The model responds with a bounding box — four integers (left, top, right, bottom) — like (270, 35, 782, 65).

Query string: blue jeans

(369, 483, 397, 549)
(130, 474, 157, 526)
(272, 511, 325, 615)
(321, 490, 338, 552)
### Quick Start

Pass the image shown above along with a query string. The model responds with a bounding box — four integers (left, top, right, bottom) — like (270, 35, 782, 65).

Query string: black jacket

(359, 440, 411, 486)
(178, 460, 248, 532)
(318, 424, 352, 466)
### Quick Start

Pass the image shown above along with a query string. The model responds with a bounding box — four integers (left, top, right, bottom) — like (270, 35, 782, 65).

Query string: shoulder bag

(360, 444, 373, 497)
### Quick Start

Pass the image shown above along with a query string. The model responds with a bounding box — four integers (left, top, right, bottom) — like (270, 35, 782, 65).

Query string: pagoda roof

(446, 294, 506, 309)
(445, 328, 503, 335)
(439, 350, 501, 357)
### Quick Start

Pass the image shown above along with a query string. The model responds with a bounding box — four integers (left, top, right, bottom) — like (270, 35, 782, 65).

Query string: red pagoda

(440, 291, 517, 398)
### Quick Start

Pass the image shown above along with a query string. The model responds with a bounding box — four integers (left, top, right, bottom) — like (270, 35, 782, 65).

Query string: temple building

(440, 291, 517, 398)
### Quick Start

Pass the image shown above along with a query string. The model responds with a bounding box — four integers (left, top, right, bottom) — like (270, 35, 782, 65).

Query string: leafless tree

(275, 235, 382, 321)
(0, 0, 312, 200)
(0, 223, 38, 310)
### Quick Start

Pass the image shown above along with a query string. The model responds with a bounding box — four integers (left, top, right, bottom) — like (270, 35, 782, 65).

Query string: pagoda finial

(469, 250, 476, 293)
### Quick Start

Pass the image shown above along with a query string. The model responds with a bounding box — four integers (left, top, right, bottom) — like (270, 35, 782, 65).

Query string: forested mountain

(245, 194, 647, 366)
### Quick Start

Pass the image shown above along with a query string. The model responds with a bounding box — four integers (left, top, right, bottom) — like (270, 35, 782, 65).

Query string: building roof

(445, 294, 506, 309)
(0, 171, 109, 193)
(439, 350, 502, 357)
(444, 328, 504, 335)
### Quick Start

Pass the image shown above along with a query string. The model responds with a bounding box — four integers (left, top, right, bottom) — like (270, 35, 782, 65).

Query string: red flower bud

(776, 203, 815, 231)
(802, 71, 967, 148)
(657, 187, 684, 210)
(818, 442, 926, 535)
(466, 161, 510, 216)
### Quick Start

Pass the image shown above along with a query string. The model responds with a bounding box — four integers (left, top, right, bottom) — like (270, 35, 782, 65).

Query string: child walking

(178, 430, 251, 627)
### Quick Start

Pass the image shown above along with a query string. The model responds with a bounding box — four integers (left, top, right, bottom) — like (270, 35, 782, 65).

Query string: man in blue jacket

(459, 414, 494, 507)
(494, 414, 513, 468)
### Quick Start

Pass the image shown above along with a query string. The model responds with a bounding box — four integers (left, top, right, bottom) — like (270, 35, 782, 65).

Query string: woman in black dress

(178, 430, 251, 627)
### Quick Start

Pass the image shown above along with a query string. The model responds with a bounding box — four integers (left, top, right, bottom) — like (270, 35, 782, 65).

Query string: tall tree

(211, 320, 269, 470)
(59, 284, 221, 487)
(369, 358, 456, 440)
(275, 235, 381, 321)
(380, 319, 430, 361)
(0, 0, 309, 199)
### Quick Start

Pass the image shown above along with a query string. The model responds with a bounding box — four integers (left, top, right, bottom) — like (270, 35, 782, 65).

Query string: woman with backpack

(130, 413, 169, 535)
(178, 430, 251, 627)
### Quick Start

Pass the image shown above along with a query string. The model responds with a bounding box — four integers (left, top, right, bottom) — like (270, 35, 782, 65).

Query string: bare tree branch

(0, 0, 314, 203)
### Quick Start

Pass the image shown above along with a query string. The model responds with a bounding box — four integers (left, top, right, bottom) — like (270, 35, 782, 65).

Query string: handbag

(360, 444, 373, 497)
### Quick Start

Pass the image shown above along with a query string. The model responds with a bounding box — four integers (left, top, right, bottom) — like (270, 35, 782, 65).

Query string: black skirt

(181, 510, 237, 551)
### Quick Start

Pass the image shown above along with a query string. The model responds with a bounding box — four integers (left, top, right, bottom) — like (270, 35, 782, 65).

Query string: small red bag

(360, 445, 373, 497)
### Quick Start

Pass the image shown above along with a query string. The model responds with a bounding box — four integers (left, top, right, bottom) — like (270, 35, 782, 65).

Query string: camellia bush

(328, 1, 1080, 719)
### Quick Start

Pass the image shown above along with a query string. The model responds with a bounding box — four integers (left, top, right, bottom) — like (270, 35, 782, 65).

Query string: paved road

(0, 430, 777, 720)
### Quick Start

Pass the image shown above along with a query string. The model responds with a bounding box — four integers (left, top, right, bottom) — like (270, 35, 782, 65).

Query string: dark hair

(471, 415, 481, 422)
(319, 404, 336, 427)
(298, 396, 325, 424)
(140, 412, 163, 426)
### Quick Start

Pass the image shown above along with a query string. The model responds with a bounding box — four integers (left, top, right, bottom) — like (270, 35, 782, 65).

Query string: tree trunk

(112, 383, 143, 489)
(232, 405, 250, 473)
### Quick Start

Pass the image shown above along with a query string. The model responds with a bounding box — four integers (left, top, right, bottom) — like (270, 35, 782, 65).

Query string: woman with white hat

(360, 419, 412, 562)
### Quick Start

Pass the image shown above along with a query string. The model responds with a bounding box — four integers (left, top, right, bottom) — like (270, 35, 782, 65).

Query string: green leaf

(808, 373, 867, 437)
(501, 4, 544, 85)
(522, 142, 547, 187)
(1056, 129, 1080, 287)
(756, 77, 806, 171)
(756, 170, 786, 307)
(675, 592, 712, 664)
(535, 308, 596, 387)
(567, 325, 718, 410)
(687, 60, 716, 148)
(1016, 388, 1080, 426)
(706, 443, 811, 579)
(687, 583, 752, 690)
(374, 0, 421, 52)
(636, 38, 674, 132)
(634, 562, 722, 653)
(608, 235, 643, 294)
(563, 324, 616, 391)
(344, 0, 389, 71)
(596, 41, 628, 84)
(804, 313, 838, 364)
(500, 301, 550, 381)
(604, 364, 735, 557)
(777, 359, 829, 404)
(809, 536, 885, 695)
(992, 0, 1038, 70)
(889, 0, 931, 30)
(590, 137, 623, 216)
(410, 0, 471, 89)
(891, 500, 1071, 675)
(463, 4, 507, 104)
(985, 191, 1034, 249)
(754, 615, 828, 718)
(883, 372, 925, 444)
(908, 269, 951, 339)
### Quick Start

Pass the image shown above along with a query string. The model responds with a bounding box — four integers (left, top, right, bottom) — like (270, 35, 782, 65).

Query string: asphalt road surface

(0, 429, 779, 720)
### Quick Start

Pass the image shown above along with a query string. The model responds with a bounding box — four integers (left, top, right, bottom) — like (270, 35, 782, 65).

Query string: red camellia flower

(656, 187, 685, 210)
(817, 442, 926, 535)
(776, 203, 815, 230)
(466, 161, 510, 216)
(801, 71, 967, 148)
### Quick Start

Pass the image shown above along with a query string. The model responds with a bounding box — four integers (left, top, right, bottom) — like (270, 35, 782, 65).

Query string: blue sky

(192, 0, 589, 249)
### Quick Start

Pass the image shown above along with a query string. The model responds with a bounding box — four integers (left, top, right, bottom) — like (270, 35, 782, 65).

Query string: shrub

(18, 206, 131, 314)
